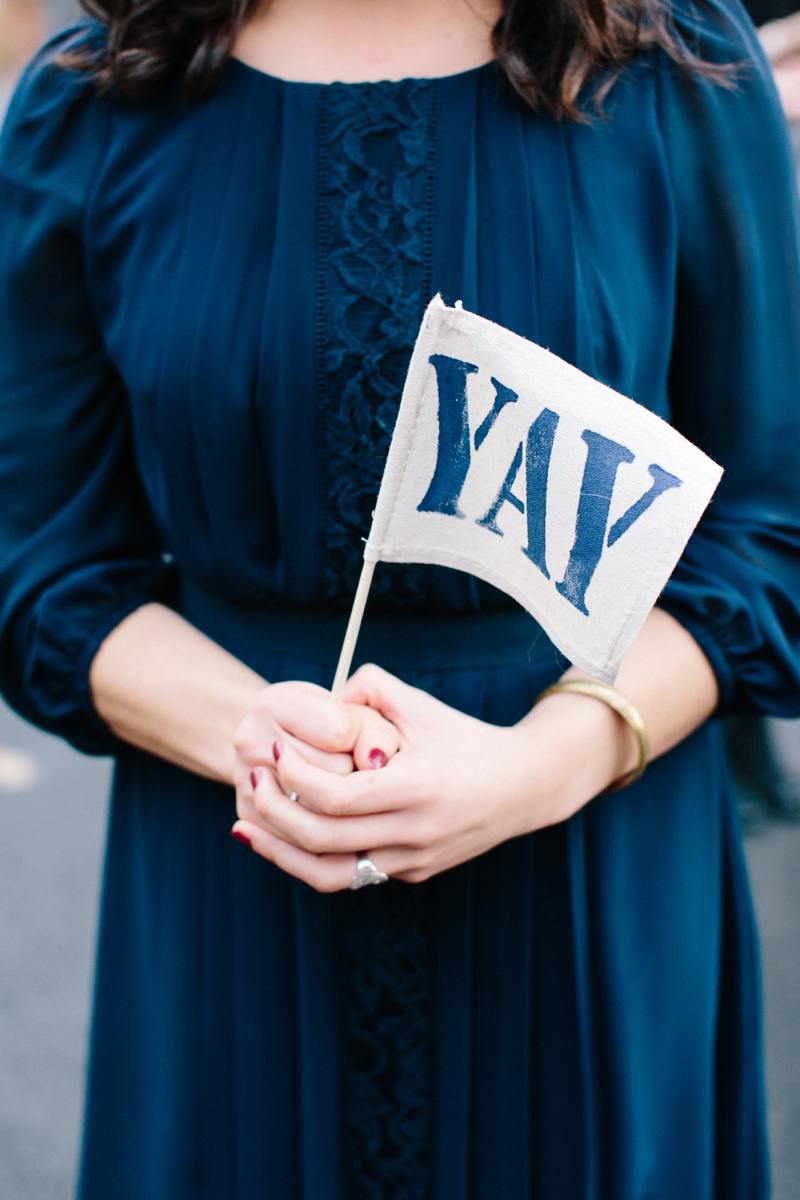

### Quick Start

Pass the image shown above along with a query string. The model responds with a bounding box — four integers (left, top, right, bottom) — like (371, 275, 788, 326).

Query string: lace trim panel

(336, 883, 433, 1200)
(317, 80, 436, 607)
(317, 79, 436, 1199)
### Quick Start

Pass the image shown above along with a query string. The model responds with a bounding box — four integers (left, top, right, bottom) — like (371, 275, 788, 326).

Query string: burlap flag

(364, 296, 723, 683)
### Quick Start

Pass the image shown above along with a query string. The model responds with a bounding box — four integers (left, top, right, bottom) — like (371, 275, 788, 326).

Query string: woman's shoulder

(668, 0, 763, 62)
(653, 0, 790, 162)
(0, 23, 109, 206)
(657, 0, 779, 103)
(570, 0, 774, 142)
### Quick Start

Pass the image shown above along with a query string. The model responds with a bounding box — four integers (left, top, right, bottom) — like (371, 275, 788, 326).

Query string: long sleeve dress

(1, 3, 800, 1197)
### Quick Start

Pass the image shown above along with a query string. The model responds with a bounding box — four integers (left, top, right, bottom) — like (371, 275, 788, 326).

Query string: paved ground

(750, 816, 800, 1200)
(0, 703, 110, 1200)
(748, 720, 800, 1200)
(0, 697, 798, 1200)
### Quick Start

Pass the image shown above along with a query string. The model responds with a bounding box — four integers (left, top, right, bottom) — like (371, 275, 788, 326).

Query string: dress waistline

(179, 580, 558, 673)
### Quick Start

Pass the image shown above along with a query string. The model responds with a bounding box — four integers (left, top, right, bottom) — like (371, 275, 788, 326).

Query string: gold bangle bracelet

(534, 678, 650, 792)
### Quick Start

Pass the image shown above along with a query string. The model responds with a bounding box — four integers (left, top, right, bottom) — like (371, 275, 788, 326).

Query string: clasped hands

(232, 664, 635, 891)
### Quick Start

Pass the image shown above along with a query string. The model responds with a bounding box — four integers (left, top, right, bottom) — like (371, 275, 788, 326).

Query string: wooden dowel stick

(331, 559, 376, 699)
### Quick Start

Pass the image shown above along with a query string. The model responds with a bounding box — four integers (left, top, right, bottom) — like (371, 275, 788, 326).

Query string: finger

(347, 703, 402, 772)
(236, 764, 288, 826)
(231, 821, 358, 892)
(235, 710, 354, 777)
(273, 737, 411, 815)
(261, 681, 360, 754)
(251, 768, 415, 854)
(284, 735, 354, 776)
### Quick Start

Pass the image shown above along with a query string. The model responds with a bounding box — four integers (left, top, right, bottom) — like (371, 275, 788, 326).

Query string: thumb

(346, 703, 401, 772)
(342, 663, 427, 729)
(264, 680, 360, 754)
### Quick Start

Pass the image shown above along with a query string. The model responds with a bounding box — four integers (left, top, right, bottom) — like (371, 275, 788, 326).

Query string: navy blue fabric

(1, 0, 799, 1195)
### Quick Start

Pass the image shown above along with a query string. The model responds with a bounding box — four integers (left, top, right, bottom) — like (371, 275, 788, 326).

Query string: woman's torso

(82, 57, 677, 620)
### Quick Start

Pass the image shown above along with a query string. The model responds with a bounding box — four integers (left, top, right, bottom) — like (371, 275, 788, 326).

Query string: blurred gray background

(1, 2, 799, 1198)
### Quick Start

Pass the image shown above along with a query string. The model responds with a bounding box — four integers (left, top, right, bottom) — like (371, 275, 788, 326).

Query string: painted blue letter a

(417, 355, 478, 518)
(474, 407, 560, 560)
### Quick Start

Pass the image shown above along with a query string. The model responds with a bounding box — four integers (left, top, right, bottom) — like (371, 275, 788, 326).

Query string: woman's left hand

(231, 662, 635, 891)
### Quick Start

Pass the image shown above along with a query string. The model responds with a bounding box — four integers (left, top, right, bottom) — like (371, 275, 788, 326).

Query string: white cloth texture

(365, 296, 722, 682)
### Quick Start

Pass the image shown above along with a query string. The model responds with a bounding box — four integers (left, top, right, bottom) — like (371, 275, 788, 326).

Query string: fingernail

(251, 767, 263, 790)
(231, 829, 252, 849)
(368, 748, 387, 769)
(273, 741, 283, 762)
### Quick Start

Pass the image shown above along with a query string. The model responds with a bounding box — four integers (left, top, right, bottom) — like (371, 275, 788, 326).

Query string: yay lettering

(416, 354, 682, 615)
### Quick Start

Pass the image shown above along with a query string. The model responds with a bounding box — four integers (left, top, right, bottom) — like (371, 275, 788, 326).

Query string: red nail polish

(273, 741, 283, 762)
(368, 748, 387, 769)
(231, 829, 252, 849)
(251, 768, 263, 790)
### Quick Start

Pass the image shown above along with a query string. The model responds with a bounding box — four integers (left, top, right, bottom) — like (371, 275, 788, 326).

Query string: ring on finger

(350, 856, 389, 890)
(288, 791, 300, 802)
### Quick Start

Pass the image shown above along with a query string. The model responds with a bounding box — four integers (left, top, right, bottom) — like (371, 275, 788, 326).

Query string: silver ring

(289, 792, 299, 803)
(350, 857, 389, 890)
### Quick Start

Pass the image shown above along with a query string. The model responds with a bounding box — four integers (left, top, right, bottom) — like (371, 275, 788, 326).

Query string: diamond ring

(350, 857, 389, 889)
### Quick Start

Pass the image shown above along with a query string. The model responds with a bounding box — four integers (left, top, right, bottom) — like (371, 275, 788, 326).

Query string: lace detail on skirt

(316, 80, 435, 606)
(336, 883, 433, 1200)
(317, 81, 436, 1198)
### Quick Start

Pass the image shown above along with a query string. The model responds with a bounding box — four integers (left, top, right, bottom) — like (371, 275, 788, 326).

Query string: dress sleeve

(657, 0, 800, 716)
(0, 32, 174, 755)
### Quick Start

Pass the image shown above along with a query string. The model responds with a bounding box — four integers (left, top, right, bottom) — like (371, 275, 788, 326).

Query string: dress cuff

(17, 561, 177, 757)
(657, 599, 736, 716)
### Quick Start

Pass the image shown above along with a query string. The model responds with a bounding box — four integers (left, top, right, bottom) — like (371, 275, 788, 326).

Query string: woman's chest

(84, 64, 677, 452)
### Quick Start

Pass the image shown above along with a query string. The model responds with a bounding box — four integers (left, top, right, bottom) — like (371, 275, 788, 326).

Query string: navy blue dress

(2, 3, 800, 1197)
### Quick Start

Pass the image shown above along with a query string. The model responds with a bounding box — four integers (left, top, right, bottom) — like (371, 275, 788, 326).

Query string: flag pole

(331, 559, 376, 699)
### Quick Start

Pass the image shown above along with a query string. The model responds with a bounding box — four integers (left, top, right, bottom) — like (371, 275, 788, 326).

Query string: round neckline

(228, 54, 496, 88)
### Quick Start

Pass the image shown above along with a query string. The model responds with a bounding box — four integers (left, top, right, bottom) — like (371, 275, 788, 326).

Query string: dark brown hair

(65, 0, 729, 120)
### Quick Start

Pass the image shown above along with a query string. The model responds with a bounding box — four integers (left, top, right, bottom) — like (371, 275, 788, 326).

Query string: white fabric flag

(364, 295, 723, 683)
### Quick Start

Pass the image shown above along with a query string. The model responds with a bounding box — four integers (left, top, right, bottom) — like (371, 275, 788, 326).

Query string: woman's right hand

(232, 680, 401, 832)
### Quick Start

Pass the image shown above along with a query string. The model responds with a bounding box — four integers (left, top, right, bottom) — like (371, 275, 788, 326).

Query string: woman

(1, 0, 799, 1195)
